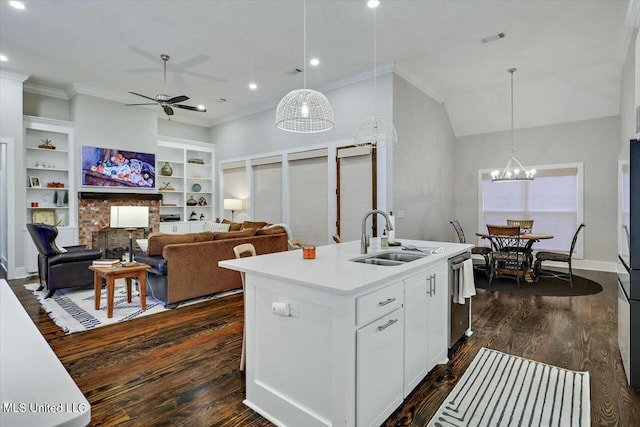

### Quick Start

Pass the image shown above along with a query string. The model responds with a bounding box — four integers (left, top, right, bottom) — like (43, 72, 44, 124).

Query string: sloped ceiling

(0, 0, 635, 136)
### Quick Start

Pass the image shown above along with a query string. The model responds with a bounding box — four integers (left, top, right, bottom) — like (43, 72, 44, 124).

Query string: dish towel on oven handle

(456, 258, 476, 304)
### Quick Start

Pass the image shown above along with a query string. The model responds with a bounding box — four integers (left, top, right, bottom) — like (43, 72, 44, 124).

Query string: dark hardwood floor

(6, 269, 640, 426)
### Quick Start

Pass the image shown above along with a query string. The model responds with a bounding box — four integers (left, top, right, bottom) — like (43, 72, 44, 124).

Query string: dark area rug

(474, 270, 603, 296)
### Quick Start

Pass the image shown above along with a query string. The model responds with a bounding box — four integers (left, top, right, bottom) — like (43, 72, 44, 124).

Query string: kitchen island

(220, 239, 472, 427)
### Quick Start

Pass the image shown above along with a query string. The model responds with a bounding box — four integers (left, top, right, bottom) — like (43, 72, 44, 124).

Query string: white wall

(0, 74, 26, 278)
(0, 143, 7, 273)
(619, 28, 638, 158)
(71, 94, 158, 192)
(210, 73, 393, 161)
(158, 118, 211, 143)
(455, 116, 620, 263)
(24, 92, 70, 121)
(392, 75, 456, 242)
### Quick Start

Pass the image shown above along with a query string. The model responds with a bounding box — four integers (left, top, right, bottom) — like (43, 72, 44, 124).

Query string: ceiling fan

(125, 54, 206, 117)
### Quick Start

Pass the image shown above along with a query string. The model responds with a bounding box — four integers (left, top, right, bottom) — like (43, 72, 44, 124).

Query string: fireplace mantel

(78, 192, 162, 201)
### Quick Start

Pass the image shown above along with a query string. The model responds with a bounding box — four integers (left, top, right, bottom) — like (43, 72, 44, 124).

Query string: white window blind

(338, 148, 372, 241)
(289, 156, 328, 246)
(222, 166, 247, 221)
(481, 165, 582, 255)
(253, 162, 282, 224)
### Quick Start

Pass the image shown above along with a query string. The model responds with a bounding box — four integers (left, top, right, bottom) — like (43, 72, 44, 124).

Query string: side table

(89, 263, 151, 318)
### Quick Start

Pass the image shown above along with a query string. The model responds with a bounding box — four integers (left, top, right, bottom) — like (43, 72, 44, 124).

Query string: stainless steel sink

(374, 252, 428, 262)
(350, 251, 429, 266)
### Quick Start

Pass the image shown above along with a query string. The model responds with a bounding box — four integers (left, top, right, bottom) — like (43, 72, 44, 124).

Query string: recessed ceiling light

(367, 0, 380, 8)
(197, 105, 206, 111)
(0, 54, 8, 62)
(309, 58, 320, 67)
(9, 1, 25, 10)
(249, 83, 257, 90)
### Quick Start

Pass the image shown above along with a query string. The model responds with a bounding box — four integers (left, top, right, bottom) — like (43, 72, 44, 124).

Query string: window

(479, 164, 583, 256)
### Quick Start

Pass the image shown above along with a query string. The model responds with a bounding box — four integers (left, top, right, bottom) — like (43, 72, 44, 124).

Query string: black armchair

(26, 223, 103, 298)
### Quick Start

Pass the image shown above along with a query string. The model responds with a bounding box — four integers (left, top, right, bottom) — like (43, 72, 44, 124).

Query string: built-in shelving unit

(23, 115, 79, 273)
(157, 138, 215, 232)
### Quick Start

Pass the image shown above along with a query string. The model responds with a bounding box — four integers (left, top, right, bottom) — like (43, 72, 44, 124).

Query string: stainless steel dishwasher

(448, 251, 473, 349)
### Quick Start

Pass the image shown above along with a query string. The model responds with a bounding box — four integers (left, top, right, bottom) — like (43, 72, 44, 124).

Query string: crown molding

(157, 115, 211, 128)
(210, 60, 396, 127)
(68, 83, 133, 103)
(0, 69, 30, 82)
(393, 64, 444, 104)
(24, 83, 69, 99)
(618, 0, 640, 63)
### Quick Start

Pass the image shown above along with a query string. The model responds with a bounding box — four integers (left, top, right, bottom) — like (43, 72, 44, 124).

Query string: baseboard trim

(542, 259, 617, 273)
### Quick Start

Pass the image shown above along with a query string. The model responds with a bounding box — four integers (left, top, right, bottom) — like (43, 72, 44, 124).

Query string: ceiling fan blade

(129, 91, 157, 102)
(174, 104, 206, 112)
(167, 95, 189, 104)
(163, 106, 174, 116)
(125, 103, 158, 106)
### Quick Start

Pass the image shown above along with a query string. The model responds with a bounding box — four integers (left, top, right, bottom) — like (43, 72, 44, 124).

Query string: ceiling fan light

(276, 89, 334, 133)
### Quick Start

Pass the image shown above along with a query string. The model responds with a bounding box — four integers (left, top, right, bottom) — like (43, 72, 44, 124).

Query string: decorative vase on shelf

(160, 162, 173, 176)
(186, 196, 197, 206)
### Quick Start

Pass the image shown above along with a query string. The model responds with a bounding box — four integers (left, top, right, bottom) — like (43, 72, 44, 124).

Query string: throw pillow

(203, 221, 230, 233)
(255, 226, 286, 236)
(147, 232, 214, 256)
(213, 229, 256, 240)
(241, 220, 268, 230)
(222, 219, 242, 231)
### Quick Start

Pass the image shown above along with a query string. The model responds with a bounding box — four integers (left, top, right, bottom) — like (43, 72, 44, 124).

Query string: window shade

(253, 162, 282, 224)
(289, 156, 328, 246)
(339, 152, 372, 241)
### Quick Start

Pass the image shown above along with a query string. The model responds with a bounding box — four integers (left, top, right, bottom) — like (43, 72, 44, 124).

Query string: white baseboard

(540, 259, 617, 273)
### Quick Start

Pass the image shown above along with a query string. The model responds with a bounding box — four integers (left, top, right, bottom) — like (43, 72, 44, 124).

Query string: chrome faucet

(361, 209, 394, 254)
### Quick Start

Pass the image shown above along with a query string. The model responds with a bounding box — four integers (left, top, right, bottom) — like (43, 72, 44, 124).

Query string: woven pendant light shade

(276, 88, 334, 133)
(354, 116, 397, 147)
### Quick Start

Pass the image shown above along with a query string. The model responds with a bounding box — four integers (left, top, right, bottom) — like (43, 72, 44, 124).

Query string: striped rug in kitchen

(428, 347, 590, 427)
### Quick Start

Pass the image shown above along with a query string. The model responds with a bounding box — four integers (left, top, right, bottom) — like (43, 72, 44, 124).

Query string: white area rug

(26, 282, 241, 335)
(428, 347, 590, 427)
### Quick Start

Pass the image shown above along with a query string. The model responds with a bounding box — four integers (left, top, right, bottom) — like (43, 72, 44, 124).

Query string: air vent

(217, 98, 227, 103)
(481, 32, 505, 44)
(289, 68, 303, 75)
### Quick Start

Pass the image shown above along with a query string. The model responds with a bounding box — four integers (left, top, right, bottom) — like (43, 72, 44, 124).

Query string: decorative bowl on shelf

(187, 158, 205, 164)
(191, 183, 201, 192)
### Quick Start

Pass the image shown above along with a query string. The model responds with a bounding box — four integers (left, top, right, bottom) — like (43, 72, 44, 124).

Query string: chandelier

(354, 1, 397, 147)
(491, 68, 535, 182)
(276, 0, 334, 133)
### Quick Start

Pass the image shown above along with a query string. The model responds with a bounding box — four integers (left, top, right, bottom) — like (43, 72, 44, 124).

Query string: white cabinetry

(23, 116, 78, 274)
(357, 307, 404, 427)
(157, 138, 215, 232)
(403, 261, 448, 397)
(159, 222, 205, 234)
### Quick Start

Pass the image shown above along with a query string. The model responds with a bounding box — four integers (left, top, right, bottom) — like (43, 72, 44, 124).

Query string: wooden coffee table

(89, 263, 151, 318)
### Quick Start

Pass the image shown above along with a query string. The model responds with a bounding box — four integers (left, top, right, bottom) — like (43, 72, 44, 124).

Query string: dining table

(475, 231, 554, 282)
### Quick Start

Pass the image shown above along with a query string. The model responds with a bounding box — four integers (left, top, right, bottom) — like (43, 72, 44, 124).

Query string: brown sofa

(135, 226, 288, 308)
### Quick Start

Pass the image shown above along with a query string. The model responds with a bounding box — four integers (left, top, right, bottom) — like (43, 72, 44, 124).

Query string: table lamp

(110, 206, 149, 264)
(223, 198, 243, 222)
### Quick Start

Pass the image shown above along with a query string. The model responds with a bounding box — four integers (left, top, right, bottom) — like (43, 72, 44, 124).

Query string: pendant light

(491, 68, 535, 182)
(276, 0, 334, 133)
(354, 1, 397, 147)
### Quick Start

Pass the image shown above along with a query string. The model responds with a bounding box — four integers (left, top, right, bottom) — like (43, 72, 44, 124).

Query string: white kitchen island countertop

(220, 239, 472, 295)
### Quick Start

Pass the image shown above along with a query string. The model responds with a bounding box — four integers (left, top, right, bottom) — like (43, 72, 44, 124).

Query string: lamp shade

(223, 199, 243, 211)
(110, 206, 149, 229)
(276, 89, 334, 133)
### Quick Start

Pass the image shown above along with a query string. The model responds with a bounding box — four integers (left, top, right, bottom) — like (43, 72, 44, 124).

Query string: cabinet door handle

(378, 298, 396, 307)
(377, 318, 399, 331)
(426, 276, 433, 296)
(431, 274, 437, 295)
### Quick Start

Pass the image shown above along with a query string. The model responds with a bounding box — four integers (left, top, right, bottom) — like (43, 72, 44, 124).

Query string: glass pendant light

(276, 0, 334, 133)
(354, 1, 397, 147)
(491, 68, 535, 182)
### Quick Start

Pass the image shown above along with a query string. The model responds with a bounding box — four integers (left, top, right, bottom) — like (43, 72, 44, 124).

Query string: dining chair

(332, 234, 342, 244)
(486, 224, 528, 286)
(288, 238, 303, 250)
(533, 223, 585, 287)
(450, 220, 491, 276)
(233, 243, 256, 372)
(507, 219, 534, 233)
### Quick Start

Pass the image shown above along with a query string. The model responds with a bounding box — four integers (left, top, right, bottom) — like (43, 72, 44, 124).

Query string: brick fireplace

(78, 192, 162, 255)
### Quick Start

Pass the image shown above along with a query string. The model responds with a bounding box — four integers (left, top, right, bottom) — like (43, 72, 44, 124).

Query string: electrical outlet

(397, 210, 405, 218)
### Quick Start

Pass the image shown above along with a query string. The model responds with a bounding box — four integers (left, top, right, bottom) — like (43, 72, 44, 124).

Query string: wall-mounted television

(81, 145, 156, 188)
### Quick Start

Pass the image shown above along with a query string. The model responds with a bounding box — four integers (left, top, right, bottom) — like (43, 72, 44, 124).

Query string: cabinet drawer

(356, 282, 403, 326)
